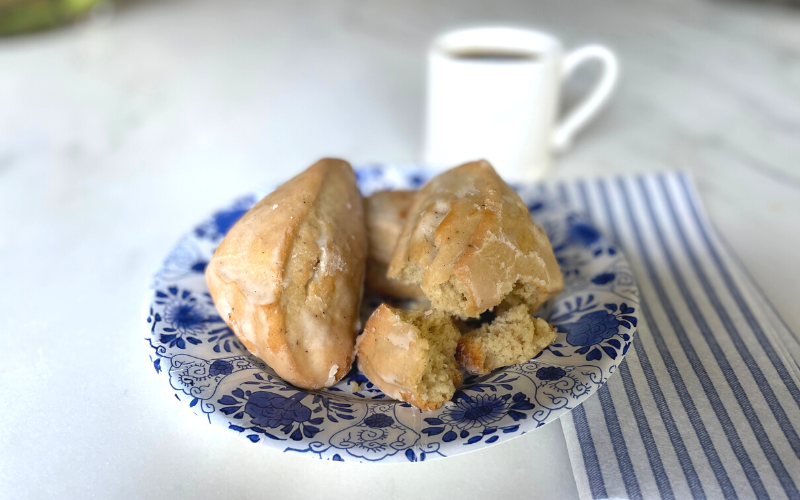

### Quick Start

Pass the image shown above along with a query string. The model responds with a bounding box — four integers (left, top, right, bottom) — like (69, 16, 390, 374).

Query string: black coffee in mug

(448, 48, 540, 62)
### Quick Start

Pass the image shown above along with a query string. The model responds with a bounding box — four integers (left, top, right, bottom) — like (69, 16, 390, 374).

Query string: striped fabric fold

(555, 173, 800, 500)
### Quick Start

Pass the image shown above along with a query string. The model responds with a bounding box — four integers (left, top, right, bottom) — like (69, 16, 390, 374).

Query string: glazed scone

(366, 190, 416, 264)
(357, 304, 462, 411)
(365, 261, 426, 300)
(206, 159, 367, 390)
(456, 305, 557, 374)
(387, 160, 563, 318)
(364, 191, 425, 300)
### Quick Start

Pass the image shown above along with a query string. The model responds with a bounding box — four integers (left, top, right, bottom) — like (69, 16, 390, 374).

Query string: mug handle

(552, 45, 619, 153)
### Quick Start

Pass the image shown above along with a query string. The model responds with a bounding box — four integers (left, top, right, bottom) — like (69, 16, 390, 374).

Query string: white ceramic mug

(423, 27, 619, 183)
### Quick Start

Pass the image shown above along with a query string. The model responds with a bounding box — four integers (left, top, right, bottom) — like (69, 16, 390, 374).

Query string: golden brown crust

(455, 341, 485, 375)
(387, 160, 563, 318)
(357, 304, 460, 411)
(206, 159, 366, 389)
(356, 304, 429, 408)
(364, 190, 426, 300)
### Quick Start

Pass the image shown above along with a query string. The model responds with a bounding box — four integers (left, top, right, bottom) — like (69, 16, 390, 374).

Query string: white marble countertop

(1, 0, 798, 498)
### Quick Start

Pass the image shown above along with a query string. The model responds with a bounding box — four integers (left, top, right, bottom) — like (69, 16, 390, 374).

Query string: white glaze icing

(315, 223, 346, 277)
(298, 307, 333, 353)
(324, 364, 339, 387)
(209, 254, 280, 306)
(387, 324, 417, 350)
(240, 300, 260, 346)
(358, 357, 405, 401)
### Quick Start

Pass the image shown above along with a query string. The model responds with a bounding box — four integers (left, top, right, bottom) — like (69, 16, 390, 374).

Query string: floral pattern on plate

(143, 165, 639, 462)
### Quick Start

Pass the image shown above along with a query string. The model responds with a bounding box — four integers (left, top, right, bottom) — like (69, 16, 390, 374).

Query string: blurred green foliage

(0, 0, 102, 35)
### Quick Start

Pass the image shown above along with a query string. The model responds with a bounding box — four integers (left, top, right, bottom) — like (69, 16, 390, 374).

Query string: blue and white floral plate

(143, 165, 639, 462)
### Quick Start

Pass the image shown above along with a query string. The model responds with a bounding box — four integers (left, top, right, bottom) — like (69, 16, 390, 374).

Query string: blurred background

(1, 1, 799, 496)
(2, 0, 798, 314)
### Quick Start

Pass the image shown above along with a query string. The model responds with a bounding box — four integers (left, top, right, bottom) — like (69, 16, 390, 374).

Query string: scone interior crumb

(396, 308, 461, 407)
(505, 282, 548, 313)
(423, 269, 549, 320)
(425, 277, 472, 319)
(395, 261, 425, 286)
(460, 305, 556, 372)
(404, 296, 432, 311)
(494, 288, 526, 315)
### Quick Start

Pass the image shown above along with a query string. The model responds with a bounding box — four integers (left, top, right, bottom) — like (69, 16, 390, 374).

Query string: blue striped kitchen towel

(550, 173, 800, 500)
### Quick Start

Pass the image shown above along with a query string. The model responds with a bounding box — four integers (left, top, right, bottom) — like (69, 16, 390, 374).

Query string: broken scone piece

(206, 158, 366, 390)
(364, 190, 426, 300)
(388, 160, 563, 318)
(456, 305, 557, 375)
(357, 304, 462, 411)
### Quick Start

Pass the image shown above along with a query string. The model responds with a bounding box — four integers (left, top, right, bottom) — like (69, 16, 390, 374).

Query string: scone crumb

(357, 304, 462, 411)
(456, 305, 557, 374)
